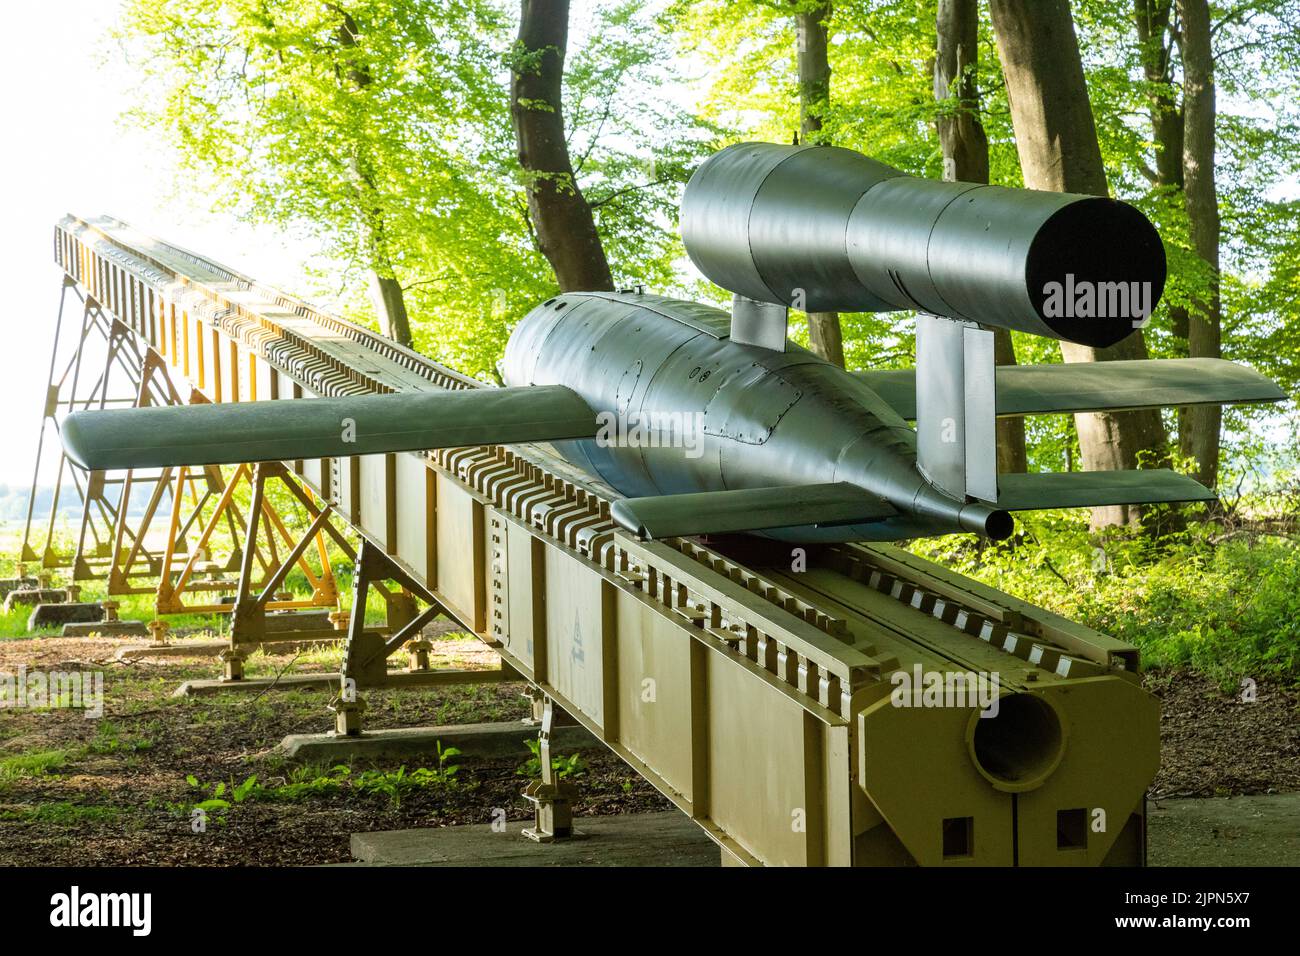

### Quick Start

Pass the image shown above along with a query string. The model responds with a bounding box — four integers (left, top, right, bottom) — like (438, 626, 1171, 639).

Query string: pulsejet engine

(60, 143, 1284, 543)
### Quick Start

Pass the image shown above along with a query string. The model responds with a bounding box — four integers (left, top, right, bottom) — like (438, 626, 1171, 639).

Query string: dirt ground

(0, 634, 670, 866)
(1145, 668, 1300, 799)
(0, 633, 1295, 866)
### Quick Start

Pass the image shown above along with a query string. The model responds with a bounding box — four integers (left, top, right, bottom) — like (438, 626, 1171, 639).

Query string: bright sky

(0, 0, 691, 490)
(0, 1, 319, 487)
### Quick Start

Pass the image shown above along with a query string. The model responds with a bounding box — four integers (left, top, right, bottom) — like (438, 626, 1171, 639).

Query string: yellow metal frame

(155, 460, 338, 616)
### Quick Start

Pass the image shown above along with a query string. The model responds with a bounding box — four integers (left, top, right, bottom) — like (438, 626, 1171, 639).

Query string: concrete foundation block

(63, 619, 151, 638)
(347, 811, 719, 867)
(0, 577, 38, 599)
(276, 720, 600, 763)
(28, 601, 103, 630)
(116, 639, 230, 660)
(5, 589, 68, 612)
(173, 672, 342, 697)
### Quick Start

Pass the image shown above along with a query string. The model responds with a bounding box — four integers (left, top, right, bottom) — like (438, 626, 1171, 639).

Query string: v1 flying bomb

(61, 143, 1285, 543)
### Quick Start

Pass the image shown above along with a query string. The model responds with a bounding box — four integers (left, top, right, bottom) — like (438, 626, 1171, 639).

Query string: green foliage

(117, 0, 714, 381)
(354, 762, 459, 806)
(1072, 0, 1300, 393)
(910, 505, 1300, 686)
(518, 738, 584, 779)
(0, 750, 68, 781)
(179, 743, 462, 819)
(86, 721, 157, 755)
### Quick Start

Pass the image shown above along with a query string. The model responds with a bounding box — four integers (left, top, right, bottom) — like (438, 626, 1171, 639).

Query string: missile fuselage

(502, 291, 1009, 541)
(498, 142, 1164, 541)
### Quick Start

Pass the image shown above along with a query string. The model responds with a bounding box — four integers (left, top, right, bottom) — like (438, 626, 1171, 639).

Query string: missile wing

(610, 483, 897, 539)
(855, 357, 1286, 421)
(995, 470, 1216, 510)
(60, 385, 598, 472)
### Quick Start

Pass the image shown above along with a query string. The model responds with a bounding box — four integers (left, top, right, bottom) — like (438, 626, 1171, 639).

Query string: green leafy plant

(517, 739, 584, 779)
(272, 764, 353, 801)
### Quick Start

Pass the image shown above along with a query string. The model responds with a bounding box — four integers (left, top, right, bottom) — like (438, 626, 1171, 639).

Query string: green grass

(83, 720, 158, 755)
(911, 508, 1300, 686)
(0, 606, 60, 638)
(0, 749, 68, 781)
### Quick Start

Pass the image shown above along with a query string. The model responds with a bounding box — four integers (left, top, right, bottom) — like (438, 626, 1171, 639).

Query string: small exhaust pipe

(959, 503, 1014, 541)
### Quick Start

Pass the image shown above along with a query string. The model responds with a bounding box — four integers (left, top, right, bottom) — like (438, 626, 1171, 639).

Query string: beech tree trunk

(795, 1, 846, 368)
(510, 0, 614, 292)
(1134, 1, 1184, 204)
(371, 272, 413, 350)
(1135, 0, 1220, 485)
(935, 0, 1026, 474)
(1176, 0, 1222, 488)
(337, 10, 414, 348)
(989, 0, 1169, 529)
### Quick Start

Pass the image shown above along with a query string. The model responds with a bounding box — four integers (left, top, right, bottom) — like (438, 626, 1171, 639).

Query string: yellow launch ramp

(31, 213, 1162, 866)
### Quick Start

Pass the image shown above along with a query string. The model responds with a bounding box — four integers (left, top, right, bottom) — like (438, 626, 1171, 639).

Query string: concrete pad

(1148, 792, 1300, 866)
(264, 610, 335, 632)
(5, 589, 68, 612)
(65, 620, 151, 638)
(28, 601, 103, 630)
(0, 577, 38, 599)
(173, 672, 341, 697)
(117, 638, 229, 660)
(349, 811, 720, 867)
(277, 720, 599, 763)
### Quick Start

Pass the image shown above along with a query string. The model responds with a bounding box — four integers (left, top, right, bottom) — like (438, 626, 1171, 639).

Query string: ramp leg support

(522, 695, 583, 843)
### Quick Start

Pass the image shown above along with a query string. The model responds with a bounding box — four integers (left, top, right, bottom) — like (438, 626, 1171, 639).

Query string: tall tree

(934, 0, 1026, 473)
(795, 1, 846, 367)
(336, 9, 413, 347)
(1132, 2, 1185, 223)
(510, 0, 614, 292)
(119, 0, 508, 354)
(1176, 0, 1222, 487)
(1132, 1, 1211, 482)
(988, 0, 1168, 528)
